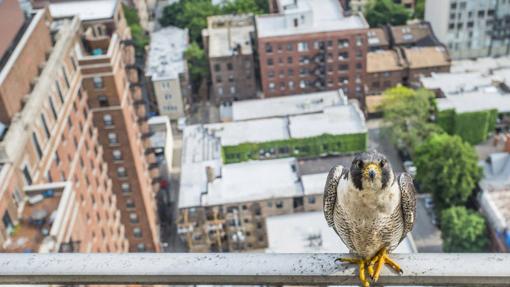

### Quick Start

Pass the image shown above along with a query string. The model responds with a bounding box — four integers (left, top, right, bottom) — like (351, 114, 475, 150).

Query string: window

(113, 149, 123, 161)
(93, 76, 104, 89)
(32, 132, 43, 159)
(276, 201, 283, 208)
(339, 64, 349, 71)
(137, 243, 145, 252)
(129, 212, 139, 223)
(227, 63, 233, 70)
(355, 36, 363, 46)
(41, 114, 50, 139)
(62, 67, 70, 89)
(287, 43, 293, 51)
(121, 183, 130, 193)
(108, 132, 118, 144)
(308, 196, 316, 204)
(55, 81, 64, 103)
(299, 80, 306, 88)
(287, 56, 293, 64)
(297, 41, 308, 52)
(48, 97, 58, 120)
(287, 68, 293, 76)
(265, 43, 273, 53)
(23, 166, 32, 185)
(288, 81, 294, 89)
(117, 167, 127, 177)
(126, 198, 135, 208)
(338, 39, 349, 48)
(267, 58, 274, 66)
(215, 75, 222, 83)
(98, 95, 109, 107)
(339, 77, 349, 84)
(338, 51, 348, 60)
(133, 227, 142, 238)
(230, 86, 236, 95)
(269, 82, 275, 91)
(356, 62, 363, 70)
(214, 64, 221, 72)
(103, 114, 113, 126)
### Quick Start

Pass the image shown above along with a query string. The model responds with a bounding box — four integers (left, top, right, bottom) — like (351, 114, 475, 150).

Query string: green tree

(364, 0, 411, 27)
(185, 42, 209, 93)
(159, 0, 267, 45)
(414, 0, 425, 19)
(381, 86, 441, 156)
(223, 0, 263, 14)
(441, 206, 489, 252)
(122, 4, 149, 53)
(414, 134, 481, 209)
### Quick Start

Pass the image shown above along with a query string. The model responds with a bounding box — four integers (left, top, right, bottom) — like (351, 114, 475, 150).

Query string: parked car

(424, 197, 435, 209)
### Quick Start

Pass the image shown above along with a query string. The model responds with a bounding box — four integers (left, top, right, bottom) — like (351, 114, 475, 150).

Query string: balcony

(0, 253, 508, 285)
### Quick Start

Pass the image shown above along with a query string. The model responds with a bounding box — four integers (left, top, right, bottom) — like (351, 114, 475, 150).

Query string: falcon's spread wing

(323, 165, 347, 227)
(397, 173, 417, 243)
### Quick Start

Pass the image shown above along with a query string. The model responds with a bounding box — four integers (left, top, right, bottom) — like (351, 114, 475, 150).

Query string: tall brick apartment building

(256, 0, 369, 106)
(203, 14, 258, 105)
(0, 9, 127, 252)
(49, 0, 161, 252)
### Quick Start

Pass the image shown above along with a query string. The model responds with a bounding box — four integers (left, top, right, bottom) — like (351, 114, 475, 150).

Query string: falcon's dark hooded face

(350, 151, 393, 191)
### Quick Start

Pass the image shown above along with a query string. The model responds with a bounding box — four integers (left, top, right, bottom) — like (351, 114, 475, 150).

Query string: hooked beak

(363, 163, 380, 181)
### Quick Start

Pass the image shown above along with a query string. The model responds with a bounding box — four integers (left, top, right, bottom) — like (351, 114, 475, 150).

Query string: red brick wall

(0, 0, 24, 59)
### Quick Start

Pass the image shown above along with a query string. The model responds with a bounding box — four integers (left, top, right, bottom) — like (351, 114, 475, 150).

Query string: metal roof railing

(0, 253, 509, 285)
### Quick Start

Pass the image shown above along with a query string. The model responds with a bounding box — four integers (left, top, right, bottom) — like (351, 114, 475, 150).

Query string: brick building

(49, 0, 161, 252)
(0, 9, 127, 252)
(255, 0, 369, 107)
(0, 0, 25, 60)
(177, 91, 367, 252)
(365, 22, 451, 95)
(203, 14, 258, 105)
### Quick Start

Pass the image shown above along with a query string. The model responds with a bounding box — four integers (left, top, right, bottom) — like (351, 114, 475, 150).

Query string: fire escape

(312, 41, 327, 91)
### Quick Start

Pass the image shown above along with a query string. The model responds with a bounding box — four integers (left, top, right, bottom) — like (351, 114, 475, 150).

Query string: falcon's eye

(355, 160, 363, 169)
(380, 159, 387, 167)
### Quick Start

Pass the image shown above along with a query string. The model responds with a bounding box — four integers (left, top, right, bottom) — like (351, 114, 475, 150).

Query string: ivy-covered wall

(222, 133, 368, 164)
(437, 109, 498, 145)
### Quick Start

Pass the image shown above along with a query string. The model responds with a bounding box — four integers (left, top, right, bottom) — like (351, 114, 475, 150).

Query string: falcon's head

(349, 150, 394, 191)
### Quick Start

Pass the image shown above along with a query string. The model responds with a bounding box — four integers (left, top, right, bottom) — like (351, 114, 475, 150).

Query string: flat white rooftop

(49, 0, 117, 21)
(256, 0, 368, 38)
(232, 90, 345, 121)
(200, 101, 366, 147)
(179, 158, 302, 208)
(301, 173, 328, 195)
(146, 26, 188, 81)
(266, 211, 416, 253)
(207, 118, 290, 146)
(420, 55, 510, 113)
(206, 15, 255, 58)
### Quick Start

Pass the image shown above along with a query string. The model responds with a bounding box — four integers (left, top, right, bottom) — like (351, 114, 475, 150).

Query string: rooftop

(367, 28, 389, 49)
(367, 49, 405, 73)
(49, 0, 117, 21)
(204, 102, 366, 147)
(232, 89, 346, 121)
(390, 22, 437, 46)
(266, 211, 416, 253)
(402, 46, 450, 69)
(146, 26, 188, 81)
(479, 153, 510, 233)
(205, 14, 255, 58)
(1, 182, 72, 253)
(255, 0, 368, 38)
(420, 55, 510, 113)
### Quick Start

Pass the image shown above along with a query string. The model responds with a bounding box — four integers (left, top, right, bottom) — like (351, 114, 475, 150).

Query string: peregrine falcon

(323, 150, 416, 287)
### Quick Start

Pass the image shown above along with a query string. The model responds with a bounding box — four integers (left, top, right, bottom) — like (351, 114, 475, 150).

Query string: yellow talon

(371, 247, 403, 282)
(334, 257, 371, 287)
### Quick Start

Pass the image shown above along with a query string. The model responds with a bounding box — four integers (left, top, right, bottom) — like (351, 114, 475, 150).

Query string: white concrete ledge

(0, 253, 508, 285)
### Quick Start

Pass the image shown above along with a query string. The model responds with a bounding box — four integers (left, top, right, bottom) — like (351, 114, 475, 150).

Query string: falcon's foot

(369, 247, 403, 282)
(334, 257, 370, 287)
